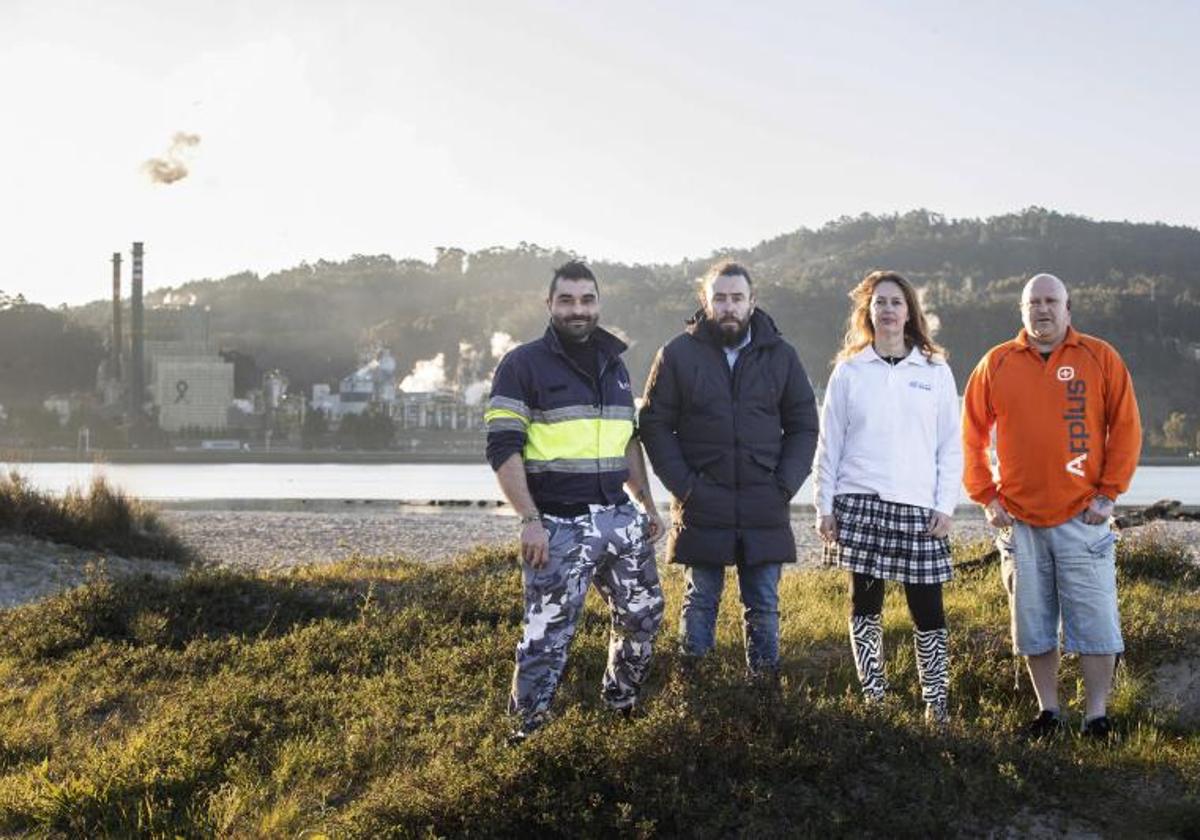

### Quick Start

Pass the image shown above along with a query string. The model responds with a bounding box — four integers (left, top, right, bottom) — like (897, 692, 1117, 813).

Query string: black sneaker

(748, 667, 782, 698)
(615, 704, 643, 723)
(1081, 715, 1114, 739)
(1024, 709, 1066, 740)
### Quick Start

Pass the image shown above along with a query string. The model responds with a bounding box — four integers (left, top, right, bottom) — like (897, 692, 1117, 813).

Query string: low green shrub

(0, 539, 1196, 837)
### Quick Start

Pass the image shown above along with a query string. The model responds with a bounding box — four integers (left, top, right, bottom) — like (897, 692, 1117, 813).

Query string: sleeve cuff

(969, 486, 999, 506)
(485, 432, 526, 471)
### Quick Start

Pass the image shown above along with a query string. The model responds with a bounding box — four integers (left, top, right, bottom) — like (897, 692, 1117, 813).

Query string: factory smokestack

(129, 242, 145, 423)
(110, 252, 122, 380)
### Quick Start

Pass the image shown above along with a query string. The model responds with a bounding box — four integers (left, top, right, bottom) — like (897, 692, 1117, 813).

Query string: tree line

(5, 208, 1199, 452)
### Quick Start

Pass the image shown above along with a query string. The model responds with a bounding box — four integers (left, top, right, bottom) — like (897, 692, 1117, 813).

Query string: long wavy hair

(834, 270, 946, 363)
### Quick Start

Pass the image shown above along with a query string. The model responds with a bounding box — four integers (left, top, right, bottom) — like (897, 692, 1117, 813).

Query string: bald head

(1022, 273, 1068, 304)
(1020, 272, 1071, 349)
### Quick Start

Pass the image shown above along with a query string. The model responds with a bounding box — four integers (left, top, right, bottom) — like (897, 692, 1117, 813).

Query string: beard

(708, 312, 751, 347)
(551, 312, 599, 343)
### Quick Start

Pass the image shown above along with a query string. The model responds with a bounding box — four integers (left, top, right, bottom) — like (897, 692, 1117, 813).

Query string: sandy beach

(158, 506, 998, 571)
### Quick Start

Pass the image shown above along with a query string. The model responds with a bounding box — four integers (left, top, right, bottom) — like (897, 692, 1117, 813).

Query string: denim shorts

(997, 514, 1123, 656)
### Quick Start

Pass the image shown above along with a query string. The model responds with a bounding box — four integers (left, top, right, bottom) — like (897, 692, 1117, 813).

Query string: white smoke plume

(462, 380, 490, 406)
(442, 337, 510, 406)
(490, 331, 518, 359)
(161, 291, 198, 306)
(916, 285, 941, 335)
(144, 132, 201, 185)
(399, 353, 447, 393)
(457, 341, 484, 382)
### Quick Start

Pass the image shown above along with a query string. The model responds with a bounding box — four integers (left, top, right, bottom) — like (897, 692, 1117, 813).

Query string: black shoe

(675, 653, 708, 682)
(614, 704, 644, 723)
(507, 711, 550, 746)
(1024, 709, 1066, 740)
(1081, 715, 1113, 739)
(748, 667, 782, 695)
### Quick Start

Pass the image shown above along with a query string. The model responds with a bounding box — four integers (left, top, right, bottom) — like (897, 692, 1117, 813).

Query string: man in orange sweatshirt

(962, 273, 1141, 739)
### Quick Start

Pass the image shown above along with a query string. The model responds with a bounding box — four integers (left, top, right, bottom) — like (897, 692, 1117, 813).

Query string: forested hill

(49, 208, 1200, 445)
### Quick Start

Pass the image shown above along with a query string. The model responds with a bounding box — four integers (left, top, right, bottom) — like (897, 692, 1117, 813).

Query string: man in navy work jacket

(485, 260, 666, 743)
(639, 260, 819, 677)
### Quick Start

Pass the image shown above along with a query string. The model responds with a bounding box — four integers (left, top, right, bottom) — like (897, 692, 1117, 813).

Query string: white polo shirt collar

(849, 344, 927, 367)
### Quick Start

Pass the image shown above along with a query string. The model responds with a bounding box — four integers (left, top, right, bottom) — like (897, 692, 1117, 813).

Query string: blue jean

(679, 563, 782, 671)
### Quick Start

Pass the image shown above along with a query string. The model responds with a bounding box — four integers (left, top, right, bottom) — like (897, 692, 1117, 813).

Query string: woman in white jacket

(814, 270, 962, 723)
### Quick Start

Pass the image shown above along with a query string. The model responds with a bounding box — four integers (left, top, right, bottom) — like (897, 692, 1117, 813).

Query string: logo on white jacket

(1064, 378, 1089, 476)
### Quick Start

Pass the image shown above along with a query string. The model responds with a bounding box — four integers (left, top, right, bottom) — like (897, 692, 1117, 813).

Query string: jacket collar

(685, 307, 782, 349)
(848, 344, 929, 367)
(541, 323, 628, 359)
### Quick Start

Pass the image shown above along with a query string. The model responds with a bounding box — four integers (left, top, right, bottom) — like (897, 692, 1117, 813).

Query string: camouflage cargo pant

(509, 502, 664, 723)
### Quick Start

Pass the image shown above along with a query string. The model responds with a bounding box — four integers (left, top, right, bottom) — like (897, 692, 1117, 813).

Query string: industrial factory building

(394, 391, 483, 431)
(313, 350, 399, 418)
(94, 241, 484, 446)
(144, 306, 233, 432)
(155, 359, 235, 432)
(312, 349, 484, 431)
(97, 242, 235, 435)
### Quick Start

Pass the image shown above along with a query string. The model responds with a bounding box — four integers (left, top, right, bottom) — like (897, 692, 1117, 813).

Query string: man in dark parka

(639, 260, 819, 674)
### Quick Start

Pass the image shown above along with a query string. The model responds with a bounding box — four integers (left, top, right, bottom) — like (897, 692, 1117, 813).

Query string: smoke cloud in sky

(490, 331, 518, 359)
(399, 335, 515, 400)
(462, 381, 490, 406)
(399, 352, 447, 393)
(143, 132, 201, 185)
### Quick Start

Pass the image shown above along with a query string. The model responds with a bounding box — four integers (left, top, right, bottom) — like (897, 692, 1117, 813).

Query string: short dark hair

(548, 260, 599, 299)
(700, 260, 753, 293)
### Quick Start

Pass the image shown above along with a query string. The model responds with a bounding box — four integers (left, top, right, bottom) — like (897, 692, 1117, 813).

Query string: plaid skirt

(823, 494, 952, 584)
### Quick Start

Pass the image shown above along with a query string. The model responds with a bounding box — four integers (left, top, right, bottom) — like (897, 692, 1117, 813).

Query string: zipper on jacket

(595, 353, 610, 494)
(552, 338, 616, 503)
(730, 346, 745, 536)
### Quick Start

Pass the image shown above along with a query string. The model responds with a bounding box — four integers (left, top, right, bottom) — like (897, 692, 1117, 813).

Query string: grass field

(0, 533, 1197, 837)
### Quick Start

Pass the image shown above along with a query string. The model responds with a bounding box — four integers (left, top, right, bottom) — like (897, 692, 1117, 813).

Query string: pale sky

(3, 0, 1198, 306)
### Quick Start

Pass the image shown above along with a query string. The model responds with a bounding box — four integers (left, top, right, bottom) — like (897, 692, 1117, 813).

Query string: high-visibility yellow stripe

(598, 414, 633, 456)
(524, 418, 632, 462)
(484, 407, 530, 428)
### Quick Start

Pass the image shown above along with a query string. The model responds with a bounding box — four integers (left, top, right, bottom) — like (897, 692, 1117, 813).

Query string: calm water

(2, 462, 1195, 506)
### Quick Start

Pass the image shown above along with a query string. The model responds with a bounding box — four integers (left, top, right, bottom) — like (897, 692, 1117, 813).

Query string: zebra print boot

(914, 628, 950, 724)
(849, 614, 887, 702)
